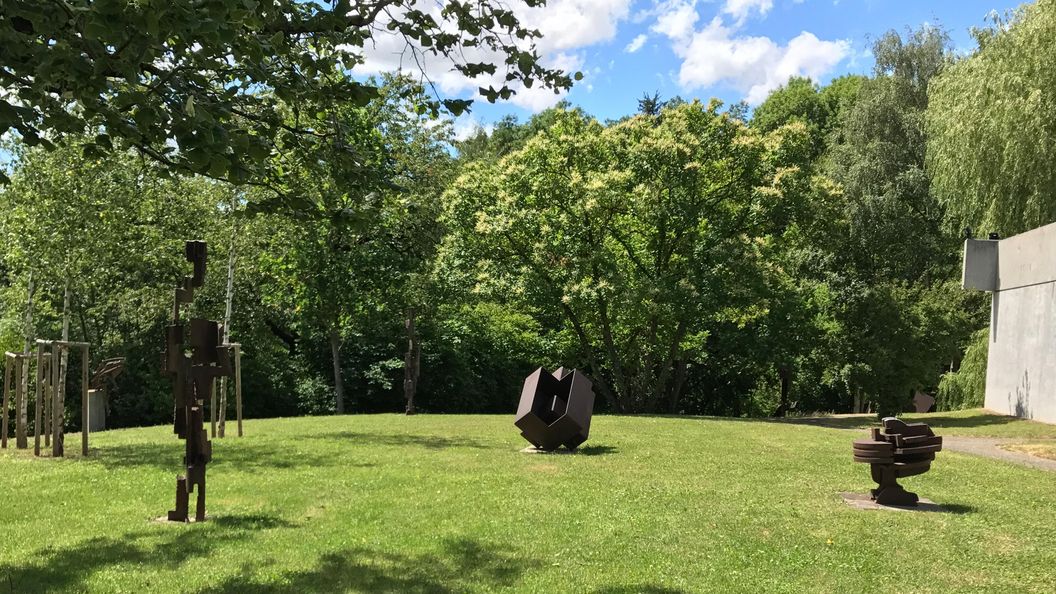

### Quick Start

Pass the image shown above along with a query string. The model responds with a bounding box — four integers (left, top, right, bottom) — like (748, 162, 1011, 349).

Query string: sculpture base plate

(520, 446, 576, 455)
(153, 514, 209, 524)
(839, 492, 944, 512)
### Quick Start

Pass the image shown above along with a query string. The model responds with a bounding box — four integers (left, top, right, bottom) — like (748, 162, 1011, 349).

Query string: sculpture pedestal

(839, 492, 944, 512)
(519, 446, 576, 455)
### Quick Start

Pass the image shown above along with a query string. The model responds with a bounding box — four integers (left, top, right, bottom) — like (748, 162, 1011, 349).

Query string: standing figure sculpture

(165, 241, 233, 522)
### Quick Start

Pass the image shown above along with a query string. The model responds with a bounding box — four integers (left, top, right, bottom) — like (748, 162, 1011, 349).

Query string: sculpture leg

(870, 464, 918, 506)
(168, 476, 190, 522)
(195, 478, 206, 522)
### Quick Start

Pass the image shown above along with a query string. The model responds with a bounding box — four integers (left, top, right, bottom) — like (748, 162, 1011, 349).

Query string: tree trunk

(57, 280, 70, 433)
(651, 320, 688, 413)
(668, 360, 688, 414)
(329, 328, 345, 414)
(219, 207, 238, 436)
(597, 298, 631, 411)
(18, 273, 35, 449)
(223, 204, 238, 340)
(403, 308, 420, 415)
(773, 365, 792, 417)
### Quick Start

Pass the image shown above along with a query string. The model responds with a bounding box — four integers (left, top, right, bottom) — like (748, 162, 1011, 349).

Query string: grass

(1001, 442, 1056, 460)
(778, 408, 1056, 439)
(1, 410, 1055, 593)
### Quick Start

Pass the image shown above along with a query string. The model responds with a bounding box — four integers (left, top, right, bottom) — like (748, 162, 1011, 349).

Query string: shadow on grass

(306, 431, 491, 450)
(577, 444, 618, 456)
(757, 412, 1024, 432)
(209, 513, 299, 530)
(199, 537, 543, 593)
(933, 503, 976, 515)
(87, 441, 368, 473)
(599, 583, 688, 587)
(0, 513, 292, 593)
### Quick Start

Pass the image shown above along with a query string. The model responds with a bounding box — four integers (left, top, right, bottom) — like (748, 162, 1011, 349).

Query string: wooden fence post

(81, 346, 89, 456)
(34, 348, 43, 456)
(210, 378, 217, 438)
(218, 376, 227, 438)
(52, 344, 63, 457)
(235, 345, 243, 437)
(14, 355, 26, 449)
(2, 355, 10, 449)
(43, 355, 51, 447)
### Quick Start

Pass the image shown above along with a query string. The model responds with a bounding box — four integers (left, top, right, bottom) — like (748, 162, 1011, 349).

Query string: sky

(357, 0, 1029, 139)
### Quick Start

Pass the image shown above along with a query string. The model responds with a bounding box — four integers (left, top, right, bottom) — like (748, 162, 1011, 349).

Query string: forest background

(2, 1, 1054, 429)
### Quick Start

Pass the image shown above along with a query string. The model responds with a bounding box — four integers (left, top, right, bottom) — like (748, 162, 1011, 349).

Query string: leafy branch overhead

(0, 0, 575, 184)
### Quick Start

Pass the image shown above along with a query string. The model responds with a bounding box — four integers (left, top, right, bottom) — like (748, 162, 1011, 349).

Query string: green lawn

(2, 411, 1056, 593)
(777, 408, 1056, 439)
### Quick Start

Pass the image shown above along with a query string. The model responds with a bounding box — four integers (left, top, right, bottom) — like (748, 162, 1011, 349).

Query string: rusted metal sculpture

(91, 358, 125, 390)
(515, 367, 595, 451)
(165, 241, 233, 522)
(912, 391, 936, 413)
(853, 417, 943, 506)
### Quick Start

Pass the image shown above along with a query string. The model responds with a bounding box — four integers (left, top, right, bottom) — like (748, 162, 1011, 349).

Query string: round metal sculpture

(514, 367, 595, 451)
(853, 417, 943, 506)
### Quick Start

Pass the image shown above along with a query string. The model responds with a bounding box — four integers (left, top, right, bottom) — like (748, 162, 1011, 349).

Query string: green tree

(819, 27, 972, 415)
(928, 0, 1056, 236)
(252, 77, 452, 414)
(0, 0, 573, 184)
(443, 102, 818, 413)
(0, 139, 222, 426)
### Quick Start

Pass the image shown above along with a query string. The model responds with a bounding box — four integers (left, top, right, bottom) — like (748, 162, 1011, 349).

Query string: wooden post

(218, 377, 227, 438)
(43, 355, 51, 447)
(2, 355, 11, 449)
(210, 377, 217, 438)
(14, 354, 26, 449)
(52, 344, 63, 457)
(34, 348, 43, 456)
(81, 345, 89, 457)
(234, 345, 243, 437)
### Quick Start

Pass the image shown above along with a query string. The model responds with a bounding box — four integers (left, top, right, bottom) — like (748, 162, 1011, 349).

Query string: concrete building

(963, 222, 1056, 422)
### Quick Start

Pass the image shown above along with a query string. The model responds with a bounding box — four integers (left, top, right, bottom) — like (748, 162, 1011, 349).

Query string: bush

(936, 328, 988, 410)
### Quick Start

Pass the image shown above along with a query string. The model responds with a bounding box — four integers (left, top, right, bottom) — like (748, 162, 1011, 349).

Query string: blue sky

(358, 0, 1028, 137)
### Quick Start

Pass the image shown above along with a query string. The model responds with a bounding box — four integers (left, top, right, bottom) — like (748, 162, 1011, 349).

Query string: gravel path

(943, 436, 1056, 472)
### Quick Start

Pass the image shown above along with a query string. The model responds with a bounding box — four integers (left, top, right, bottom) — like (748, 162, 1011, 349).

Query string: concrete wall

(963, 223, 1056, 422)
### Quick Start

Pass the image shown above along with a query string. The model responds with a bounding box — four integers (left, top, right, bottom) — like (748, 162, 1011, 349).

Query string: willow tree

(927, 0, 1056, 236)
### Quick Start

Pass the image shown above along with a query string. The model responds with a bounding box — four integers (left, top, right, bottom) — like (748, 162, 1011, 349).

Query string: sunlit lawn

(2, 410, 1055, 592)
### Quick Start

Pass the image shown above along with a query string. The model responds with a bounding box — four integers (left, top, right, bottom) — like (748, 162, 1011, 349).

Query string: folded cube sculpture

(515, 367, 595, 451)
(853, 417, 942, 506)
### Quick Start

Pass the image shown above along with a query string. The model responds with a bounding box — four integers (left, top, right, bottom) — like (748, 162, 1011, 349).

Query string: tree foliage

(928, 0, 1056, 236)
(0, 0, 573, 184)
(443, 102, 823, 413)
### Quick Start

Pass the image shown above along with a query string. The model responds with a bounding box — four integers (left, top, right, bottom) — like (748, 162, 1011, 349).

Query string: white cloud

(625, 33, 649, 53)
(722, 0, 774, 24)
(648, 3, 849, 106)
(355, 0, 632, 113)
(650, 0, 699, 44)
(452, 116, 494, 142)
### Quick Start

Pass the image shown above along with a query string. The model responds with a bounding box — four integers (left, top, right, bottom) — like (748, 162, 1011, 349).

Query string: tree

(819, 27, 971, 415)
(0, 0, 574, 185)
(0, 139, 222, 426)
(928, 0, 1056, 236)
(637, 91, 664, 117)
(253, 76, 451, 414)
(443, 102, 819, 413)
